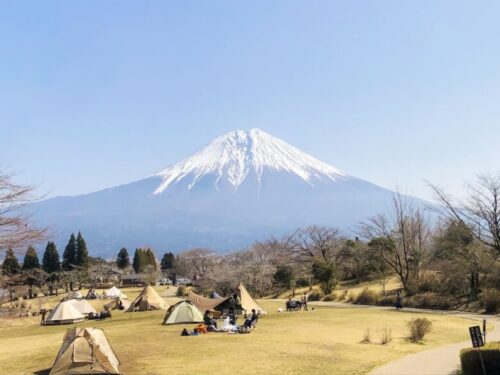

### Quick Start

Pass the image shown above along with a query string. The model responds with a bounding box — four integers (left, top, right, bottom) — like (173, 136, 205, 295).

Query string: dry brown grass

(0, 286, 475, 375)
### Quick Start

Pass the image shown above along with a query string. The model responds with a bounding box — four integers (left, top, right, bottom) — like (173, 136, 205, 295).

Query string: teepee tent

(238, 284, 266, 315)
(104, 297, 131, 311)
(69, 299, 97, 316)
(187, 292, 227, 318)
(163, 301, 204, 325)
(126, 285, 168, 312)
(104, 286, 127, 299)
(49, 327, 121, 375)
(45, 301, 85, 325)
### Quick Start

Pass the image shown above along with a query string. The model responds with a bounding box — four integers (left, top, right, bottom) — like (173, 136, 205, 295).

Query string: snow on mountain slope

(154, 129, 346, 193)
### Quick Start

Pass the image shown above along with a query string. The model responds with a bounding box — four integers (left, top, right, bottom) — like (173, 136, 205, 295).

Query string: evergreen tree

(75, 231, 89, 268)
(116, 247, 130, 269)
(42, 241, 61, 273)
(133, 248, 142, 273)
(22, 246, 40, 270)
(160, 252, 175, 272)
(145, 248, 157, 270)
(62, 233, 77, 270)
(2, 248, 20, 275)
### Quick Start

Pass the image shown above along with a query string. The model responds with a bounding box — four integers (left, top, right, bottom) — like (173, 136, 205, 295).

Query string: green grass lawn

(0, 287, 477, 375)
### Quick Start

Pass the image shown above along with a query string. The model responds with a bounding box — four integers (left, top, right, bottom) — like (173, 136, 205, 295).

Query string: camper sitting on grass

(243, 309, 258, 329)
(203, 310, 218, 331)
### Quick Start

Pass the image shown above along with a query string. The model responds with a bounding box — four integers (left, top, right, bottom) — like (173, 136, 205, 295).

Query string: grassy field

(0, 286, 477, 375)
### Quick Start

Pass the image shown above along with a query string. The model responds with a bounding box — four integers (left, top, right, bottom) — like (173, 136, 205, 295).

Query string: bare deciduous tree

(429, 174, 500, 255)
(288, 225, 343, 263)
(361, 194, 431, 294)
(0, 172, 47, 254)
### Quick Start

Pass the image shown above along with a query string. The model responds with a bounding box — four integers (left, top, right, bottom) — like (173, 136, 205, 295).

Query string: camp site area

(0, 285, 476, 375)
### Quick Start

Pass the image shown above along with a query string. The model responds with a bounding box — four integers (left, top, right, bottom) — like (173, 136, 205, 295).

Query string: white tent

(69, 299, 97, 316)
(104, 286, 127, 299)
(45, 301, 85, 325)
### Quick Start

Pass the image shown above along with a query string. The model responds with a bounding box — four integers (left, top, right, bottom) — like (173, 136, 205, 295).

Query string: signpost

(469, 326, 487, 375)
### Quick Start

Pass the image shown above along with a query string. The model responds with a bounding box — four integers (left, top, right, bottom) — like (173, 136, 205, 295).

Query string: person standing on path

(301, 292, 308, 311)
(395, 292, 403, 310)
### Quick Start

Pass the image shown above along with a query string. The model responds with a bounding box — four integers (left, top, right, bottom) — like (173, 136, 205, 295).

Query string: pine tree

(62, 233, 77, 270)
(75, 231, 89, 268)
(42, 241, 61, 273)
(116, 247, 130, 269)
(133, 248, 142, 273)
(145, 248, 157, 270)
(160, 252, 175, 272)
(2, 248, 20, 275)
(22, 246, 40, 270)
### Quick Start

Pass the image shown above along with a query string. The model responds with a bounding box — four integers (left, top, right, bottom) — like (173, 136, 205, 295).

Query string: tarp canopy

(238, 284, 266, 315)
(49, 327, 121, 375)
(45, 301, 85, 325)
(187, 292, 227, 317)
(163, 301, 204, 325)
(126, 285, 168, 312)
(69, 299, 97, 316)
(104, 297, 131, 311)
(104, 286, 127, 299)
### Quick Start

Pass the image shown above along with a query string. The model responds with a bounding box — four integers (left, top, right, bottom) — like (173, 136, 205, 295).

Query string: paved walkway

(308, 301, 499, 375)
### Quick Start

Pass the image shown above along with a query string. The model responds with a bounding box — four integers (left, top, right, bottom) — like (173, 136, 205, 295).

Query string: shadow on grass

(33, 368, 50, 375)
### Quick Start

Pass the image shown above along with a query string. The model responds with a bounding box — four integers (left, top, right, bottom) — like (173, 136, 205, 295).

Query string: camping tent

(187, 292, 227, 318)
(68, 291, 82, 299)
(69, 299, 97, 316)
(49, 327, 121, 375)
(104, 286, 127, 299)
(162, 301, 204, 325)
(45, 301, 85, 325)
(85, 290, 99, 300)
(104, 297, 131, 311)
(126, 285, 168, 312)
(238, 284, 266, 315)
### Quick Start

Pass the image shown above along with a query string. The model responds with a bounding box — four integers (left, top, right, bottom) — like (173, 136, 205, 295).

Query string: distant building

(120, 273, 150, 286)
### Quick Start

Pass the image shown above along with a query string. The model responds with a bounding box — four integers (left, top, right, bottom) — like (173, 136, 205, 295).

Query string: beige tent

(104, 297, 131, 311)
(69, 299, 97, 316)
(162, 300, 204, 325)
(45, 301, 85, 325)
(104, 286, 127, 299)
(187, 291, 226, 318)
(49, 327, 121, 375)
(126, 285, 168, 312)
(238, 284, 266, 315)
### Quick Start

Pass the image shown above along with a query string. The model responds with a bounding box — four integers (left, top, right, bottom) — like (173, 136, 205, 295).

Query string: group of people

(181, 309, 259, 336)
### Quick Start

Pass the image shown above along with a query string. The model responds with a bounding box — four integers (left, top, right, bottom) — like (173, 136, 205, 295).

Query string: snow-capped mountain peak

(154, 128, 346, 193)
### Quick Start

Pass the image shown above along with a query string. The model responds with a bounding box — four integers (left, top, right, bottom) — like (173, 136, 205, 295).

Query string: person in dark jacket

(243, 309, 258, 329)
(395, 292, 403, 310)
(203, 310, 217, 329)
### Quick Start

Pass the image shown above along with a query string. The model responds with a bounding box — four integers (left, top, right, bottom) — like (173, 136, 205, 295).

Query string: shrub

(460, 341, 500, 375)
(407, 318, 432, 342)
(361, 328, 371, 343)
(176, 285, 186, 297)
(417, 273, 441, 293)
(339, 289, 348, 301)
(322, 294, 335, 302)
(480, 289, 500, 313)
(307, 291, 324, 301)
(353, 288, 379, 305)
(379, 328, 392, 345)
(377, 295, 397, 306)
(406, 292, 452, 310)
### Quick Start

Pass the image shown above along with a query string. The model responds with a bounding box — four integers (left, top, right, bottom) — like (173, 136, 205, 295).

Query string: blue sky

(1, 1, 500, 200)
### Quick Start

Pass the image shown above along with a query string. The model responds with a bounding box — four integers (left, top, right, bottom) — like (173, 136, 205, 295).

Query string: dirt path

(309, 301, 499, 375)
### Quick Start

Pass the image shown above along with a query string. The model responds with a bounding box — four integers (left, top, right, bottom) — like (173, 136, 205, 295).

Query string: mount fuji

(32, 129, 402, 257)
